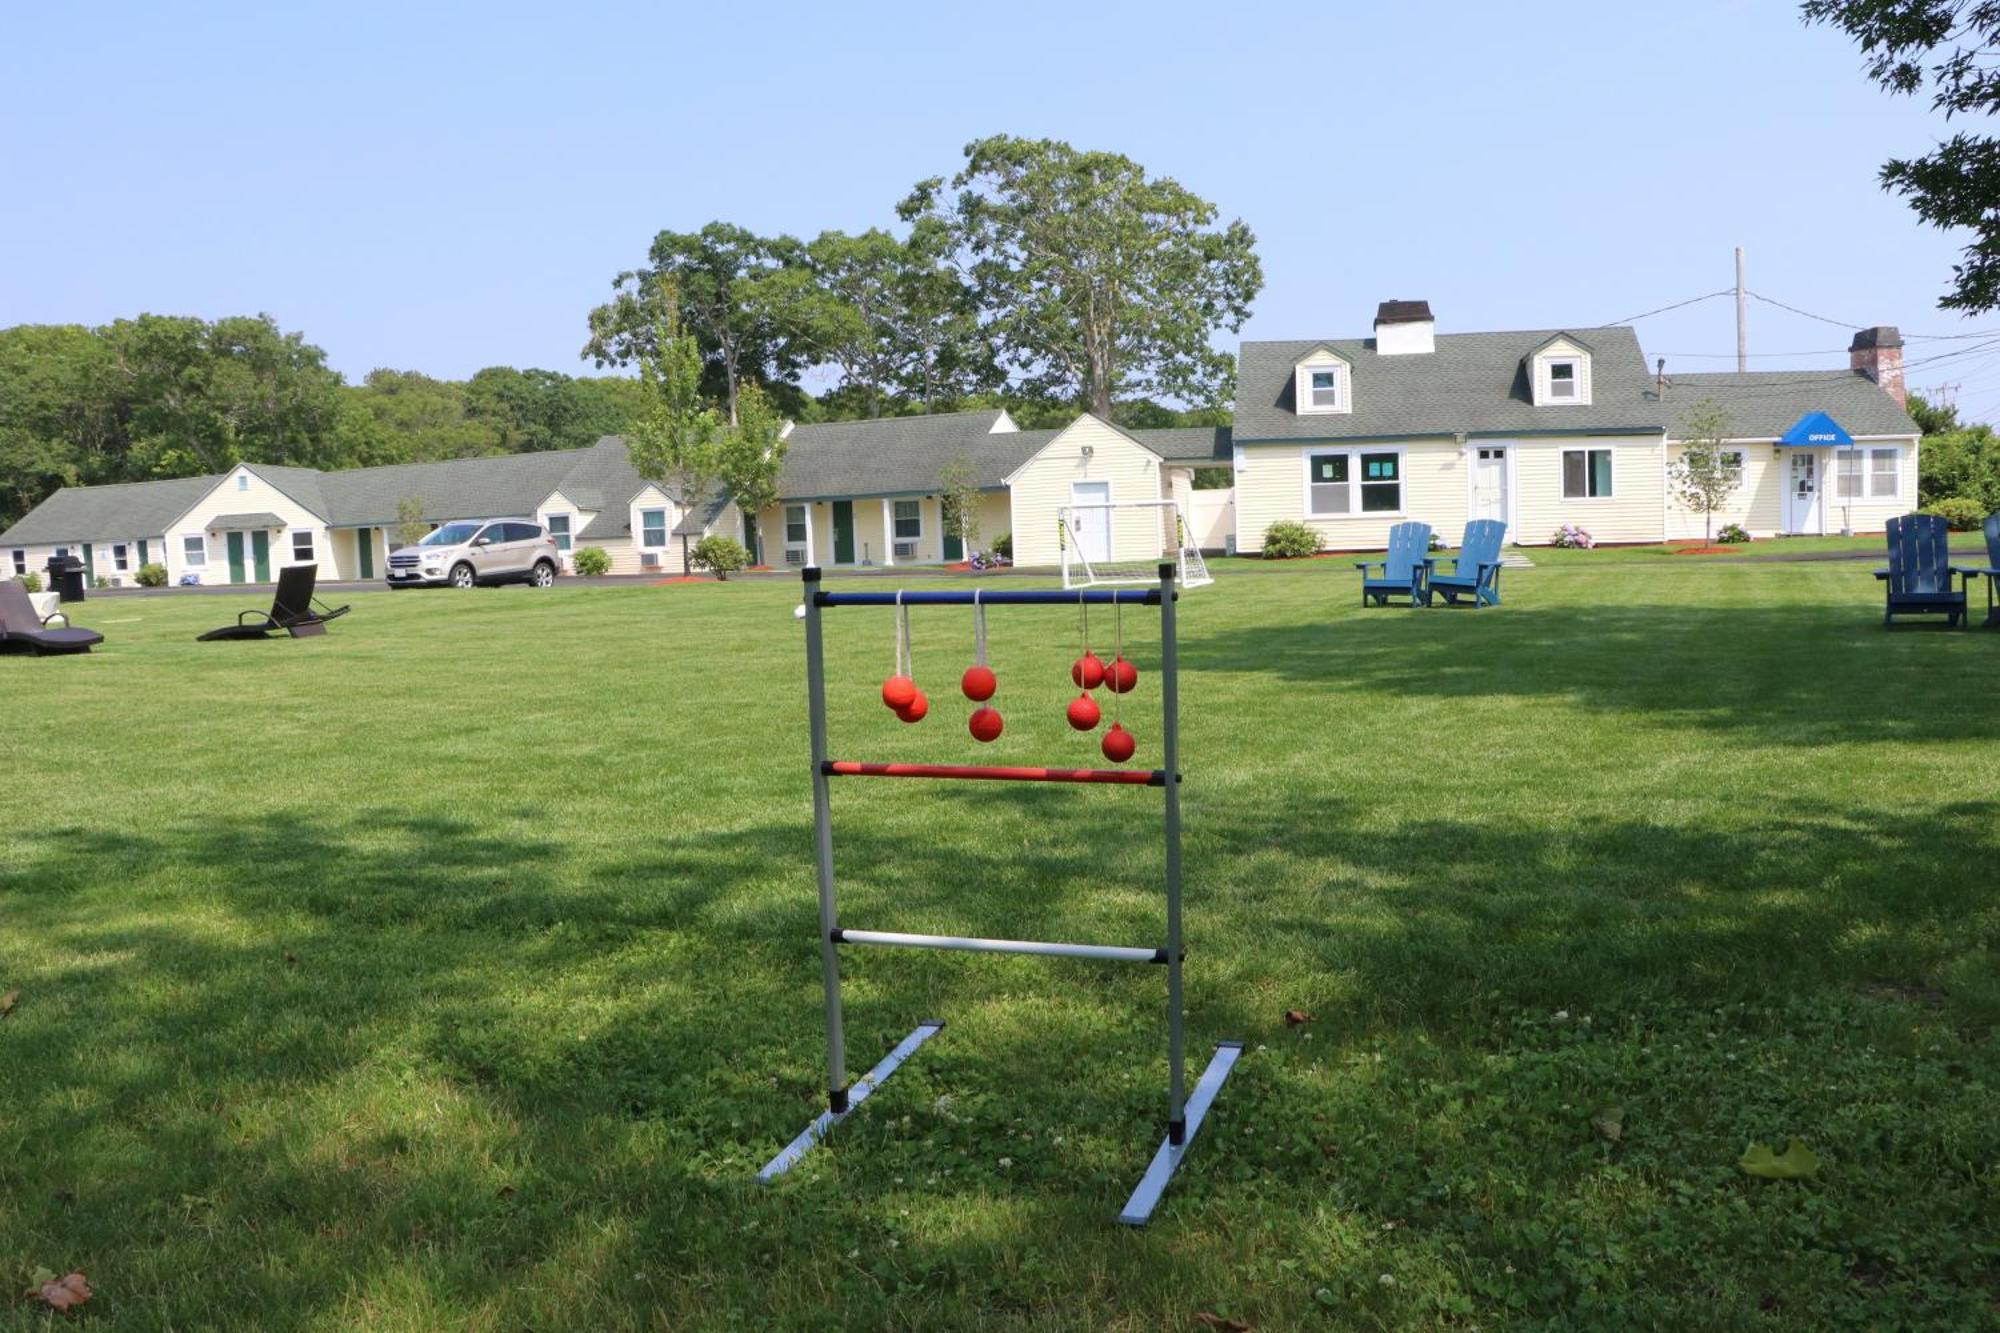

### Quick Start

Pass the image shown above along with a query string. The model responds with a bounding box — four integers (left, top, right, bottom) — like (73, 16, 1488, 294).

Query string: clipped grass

(2, 560, 1997, 1330)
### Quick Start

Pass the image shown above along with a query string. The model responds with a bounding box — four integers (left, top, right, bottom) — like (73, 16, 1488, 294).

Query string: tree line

(2, 135, 1262, 530)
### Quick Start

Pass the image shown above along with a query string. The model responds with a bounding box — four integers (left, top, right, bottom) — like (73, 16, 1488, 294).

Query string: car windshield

(419, 522, 483, 547)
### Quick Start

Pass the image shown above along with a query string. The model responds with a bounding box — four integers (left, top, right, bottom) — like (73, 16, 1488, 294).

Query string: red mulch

(1667, 545, 1740, 556)
(650, 576, 711, 585)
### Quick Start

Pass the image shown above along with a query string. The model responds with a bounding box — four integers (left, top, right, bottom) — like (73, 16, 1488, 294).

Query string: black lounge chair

(197, 564, 350, 641)
(0, 579, 104, 655)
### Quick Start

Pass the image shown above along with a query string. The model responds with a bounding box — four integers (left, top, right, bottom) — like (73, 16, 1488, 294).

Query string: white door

(1785, 452, 1823, 534)
(1070, 482, 1112, 563)
(1472, 447, 1509, 524)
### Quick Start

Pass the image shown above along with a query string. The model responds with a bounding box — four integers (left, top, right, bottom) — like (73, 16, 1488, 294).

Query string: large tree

(1806, 0, 2000, 311)
(582, 222, 812, 424)
(899, 135, 1261, 419)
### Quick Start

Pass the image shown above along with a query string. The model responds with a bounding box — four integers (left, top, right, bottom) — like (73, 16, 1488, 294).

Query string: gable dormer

(1293, 346, 1352, 417)
(1528, 334, 1592, 406)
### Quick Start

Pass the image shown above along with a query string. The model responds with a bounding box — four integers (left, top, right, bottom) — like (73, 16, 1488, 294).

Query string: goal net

(1057, 499, 1213, 591)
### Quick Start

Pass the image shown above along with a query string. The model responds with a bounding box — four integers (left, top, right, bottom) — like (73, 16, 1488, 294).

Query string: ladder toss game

(759, 563, 1241, 1226)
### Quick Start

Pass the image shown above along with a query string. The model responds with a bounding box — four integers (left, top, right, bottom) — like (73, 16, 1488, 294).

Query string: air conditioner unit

(641, 551, 662, 570)
(893, 542, 917, 559)
(784, 548, 806, 565)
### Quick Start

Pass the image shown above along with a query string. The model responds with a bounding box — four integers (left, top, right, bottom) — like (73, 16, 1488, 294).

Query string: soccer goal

(1058, 499, 1213, 591)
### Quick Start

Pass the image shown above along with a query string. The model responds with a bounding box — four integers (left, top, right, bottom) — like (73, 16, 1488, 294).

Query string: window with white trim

(11, 550, 24, 575)
(784, 505, 807, 545)
(1562, 448, 1614, 498)
(893, 499, 922, 541)
(182, 535, 207, 567)
(113, 543, 129, 571)
(1306, 449, 1403, 516)
(1307, 369, 1340, 410)
(1295, 357, 1350, 415)
(292, 530, 314, 561)
(236, 474, 249, 491)
(1547, 359, 1579, 399)
(1720, 448, 1745, 486)
(547, 514, 571, 551)
(640, 508, 668, 548)
(1836, 446, 1900, 500)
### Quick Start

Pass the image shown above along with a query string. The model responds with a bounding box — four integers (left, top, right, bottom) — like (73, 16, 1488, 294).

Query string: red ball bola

(1101, 723, 1136, 763)
(1071, 653, 1106, 690)
(961, 664, 997, 702)
(882, 675, 918, 710)
(1066, 692, 1101, 732)
(968, 705, 1004, 742)
(1105, 656, 1139, 694)
(896, 690, 929, 724)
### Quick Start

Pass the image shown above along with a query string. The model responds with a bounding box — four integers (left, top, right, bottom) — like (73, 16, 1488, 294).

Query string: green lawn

(3, 561, 1997, 1330)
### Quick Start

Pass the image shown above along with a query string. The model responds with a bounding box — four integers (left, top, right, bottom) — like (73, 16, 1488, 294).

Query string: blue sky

(7, 1, 2000, 420)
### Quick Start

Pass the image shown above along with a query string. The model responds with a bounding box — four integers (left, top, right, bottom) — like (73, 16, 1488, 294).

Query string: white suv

(387, 519, 562, 589)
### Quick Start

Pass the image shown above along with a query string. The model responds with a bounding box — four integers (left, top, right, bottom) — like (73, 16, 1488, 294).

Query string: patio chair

(1354, 521, 1433, 607)
(1874, 513, 1971, 628)
(196, 564, 350, 641)
(1428, 519, 1508, 608)
(0, 578, 104, 655)
(1971, 512, 2000, 627)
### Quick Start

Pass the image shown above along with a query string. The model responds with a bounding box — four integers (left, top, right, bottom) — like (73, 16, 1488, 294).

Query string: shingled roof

(775, 410, 1048, 498)
(1659, 370, 1917, 439)
(0, 474, 221, 546)
(1233, 327, 1664, 442)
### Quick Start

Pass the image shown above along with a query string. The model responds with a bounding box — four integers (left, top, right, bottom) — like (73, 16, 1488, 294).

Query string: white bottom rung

(757, 1021, 943, 1181)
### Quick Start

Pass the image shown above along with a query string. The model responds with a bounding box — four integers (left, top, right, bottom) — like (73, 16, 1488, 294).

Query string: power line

(1604, 290, 1733, 326)
(1654, 348, 1850, 359)
(1745, 289, 2000, 341)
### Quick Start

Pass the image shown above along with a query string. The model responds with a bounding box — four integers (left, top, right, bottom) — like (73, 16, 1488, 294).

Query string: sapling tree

(937, 454, 981, 558)
(393, 496, 430, 549)
(1668, 398, 1740, 547)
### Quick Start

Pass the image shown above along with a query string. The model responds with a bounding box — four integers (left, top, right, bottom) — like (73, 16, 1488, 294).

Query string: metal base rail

(763, 562, 1238, 1226)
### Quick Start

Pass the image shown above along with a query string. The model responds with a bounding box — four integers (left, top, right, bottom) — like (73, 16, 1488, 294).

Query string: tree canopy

(1806, 0, 2000, 311)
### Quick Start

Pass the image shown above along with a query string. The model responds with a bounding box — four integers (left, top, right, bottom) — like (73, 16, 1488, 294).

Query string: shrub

(1261, 520, 1322, 559)
(92, 575, 110, 589)
(1716, 523, 1750, 545)
(135, 563, 168, 587)
(1923, 497, 1988, 531)
(572, 546, 611, 576)
(690, 535, 748, 581)
(991, 532, 1012, 560)
(1551, 523, 1595, 549)
(18, 571, 41, 593)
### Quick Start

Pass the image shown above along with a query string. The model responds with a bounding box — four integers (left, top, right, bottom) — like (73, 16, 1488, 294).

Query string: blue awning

(1778, 411, 1854, 447)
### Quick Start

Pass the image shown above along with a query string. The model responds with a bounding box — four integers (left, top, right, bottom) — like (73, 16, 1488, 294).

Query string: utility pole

(1735, 246, 1747, 372)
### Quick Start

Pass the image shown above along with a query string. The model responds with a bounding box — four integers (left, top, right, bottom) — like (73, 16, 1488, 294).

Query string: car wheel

(531, 561, 555, 588)
(450, 563, 476, 589)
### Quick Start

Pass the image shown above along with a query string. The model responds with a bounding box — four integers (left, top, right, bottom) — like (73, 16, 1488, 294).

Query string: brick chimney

(1849, 326, 1905, 407)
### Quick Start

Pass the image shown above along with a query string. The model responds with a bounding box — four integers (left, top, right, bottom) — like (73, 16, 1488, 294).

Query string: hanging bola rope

(881, 592, 928, 723)
(965, 590, 1003, 741)
(1067, 599, 1103, 732)
(1101, 597, 1137, 762)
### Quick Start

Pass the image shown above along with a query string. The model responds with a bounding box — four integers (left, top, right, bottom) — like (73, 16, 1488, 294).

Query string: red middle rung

(824, 760, 1166, 786)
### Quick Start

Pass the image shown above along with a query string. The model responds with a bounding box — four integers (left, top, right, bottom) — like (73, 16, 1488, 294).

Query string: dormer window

(1529, 336, 1592, 406)
(1294, 350, 1352, 416)
(1308, 369, 1339, 410)
(1547, 360, 1578, 399)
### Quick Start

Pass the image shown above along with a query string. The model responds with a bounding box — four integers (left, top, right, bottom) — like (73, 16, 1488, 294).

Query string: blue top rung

(815, 587, 1165, 607)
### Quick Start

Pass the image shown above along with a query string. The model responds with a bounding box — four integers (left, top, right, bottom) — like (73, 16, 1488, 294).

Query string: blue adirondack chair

(1428, 519, 1508, 607)
(1974, 512, 2000, 626)
(1354, 521, 1433, 607)
(1875, 512, 1971, 628)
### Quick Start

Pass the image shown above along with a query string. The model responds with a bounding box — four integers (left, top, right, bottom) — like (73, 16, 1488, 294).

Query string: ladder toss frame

(759, 562, 1241, 1225)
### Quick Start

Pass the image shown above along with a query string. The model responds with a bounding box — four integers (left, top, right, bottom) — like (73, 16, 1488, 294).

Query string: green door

(252, 531, 271, 582)
(138, 539, 149, 567)
(831, 501, 855, 565)
(944, 528, 964, 561)
(227, 532, 247, 583)
(81, 543, 93, 579)
(357, 528, 374, 579)
(742, 515, 759, 566)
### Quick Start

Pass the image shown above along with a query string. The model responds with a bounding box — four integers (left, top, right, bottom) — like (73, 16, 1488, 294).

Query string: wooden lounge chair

(196, 564, 350, 641)
(1354, 521, 1433, 607)
(1875, 513, 1971, 628)
(1428, 519, 1508, 608)
(0, 579, 104, 655)
(1970, 512, 2000, 628)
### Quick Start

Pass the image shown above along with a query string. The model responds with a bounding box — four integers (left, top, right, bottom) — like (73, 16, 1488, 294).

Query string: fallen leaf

(1283, 1009, 1313, 1027)
(1741, 1139, 1820, 1180)
(1592, 1105, 1624, 1143)
(0, 988, 18, 1018)
(283, 952, 298, 967)
(1194, 1313, 1252, 1331)
(26, 1271, 92, 1312)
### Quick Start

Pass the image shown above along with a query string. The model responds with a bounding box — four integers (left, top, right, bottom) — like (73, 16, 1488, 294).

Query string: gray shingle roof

(1130, 426, 1233, 462)
(205, 512, 287, 530)
(777, 410, 1045, 498)
(315, 448, 590, 528)
(1660, 371, 1917, 440)
(0, 474, 220, 545)
(1233, 327, 1664, 442)
(244, 463, 331, 518)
